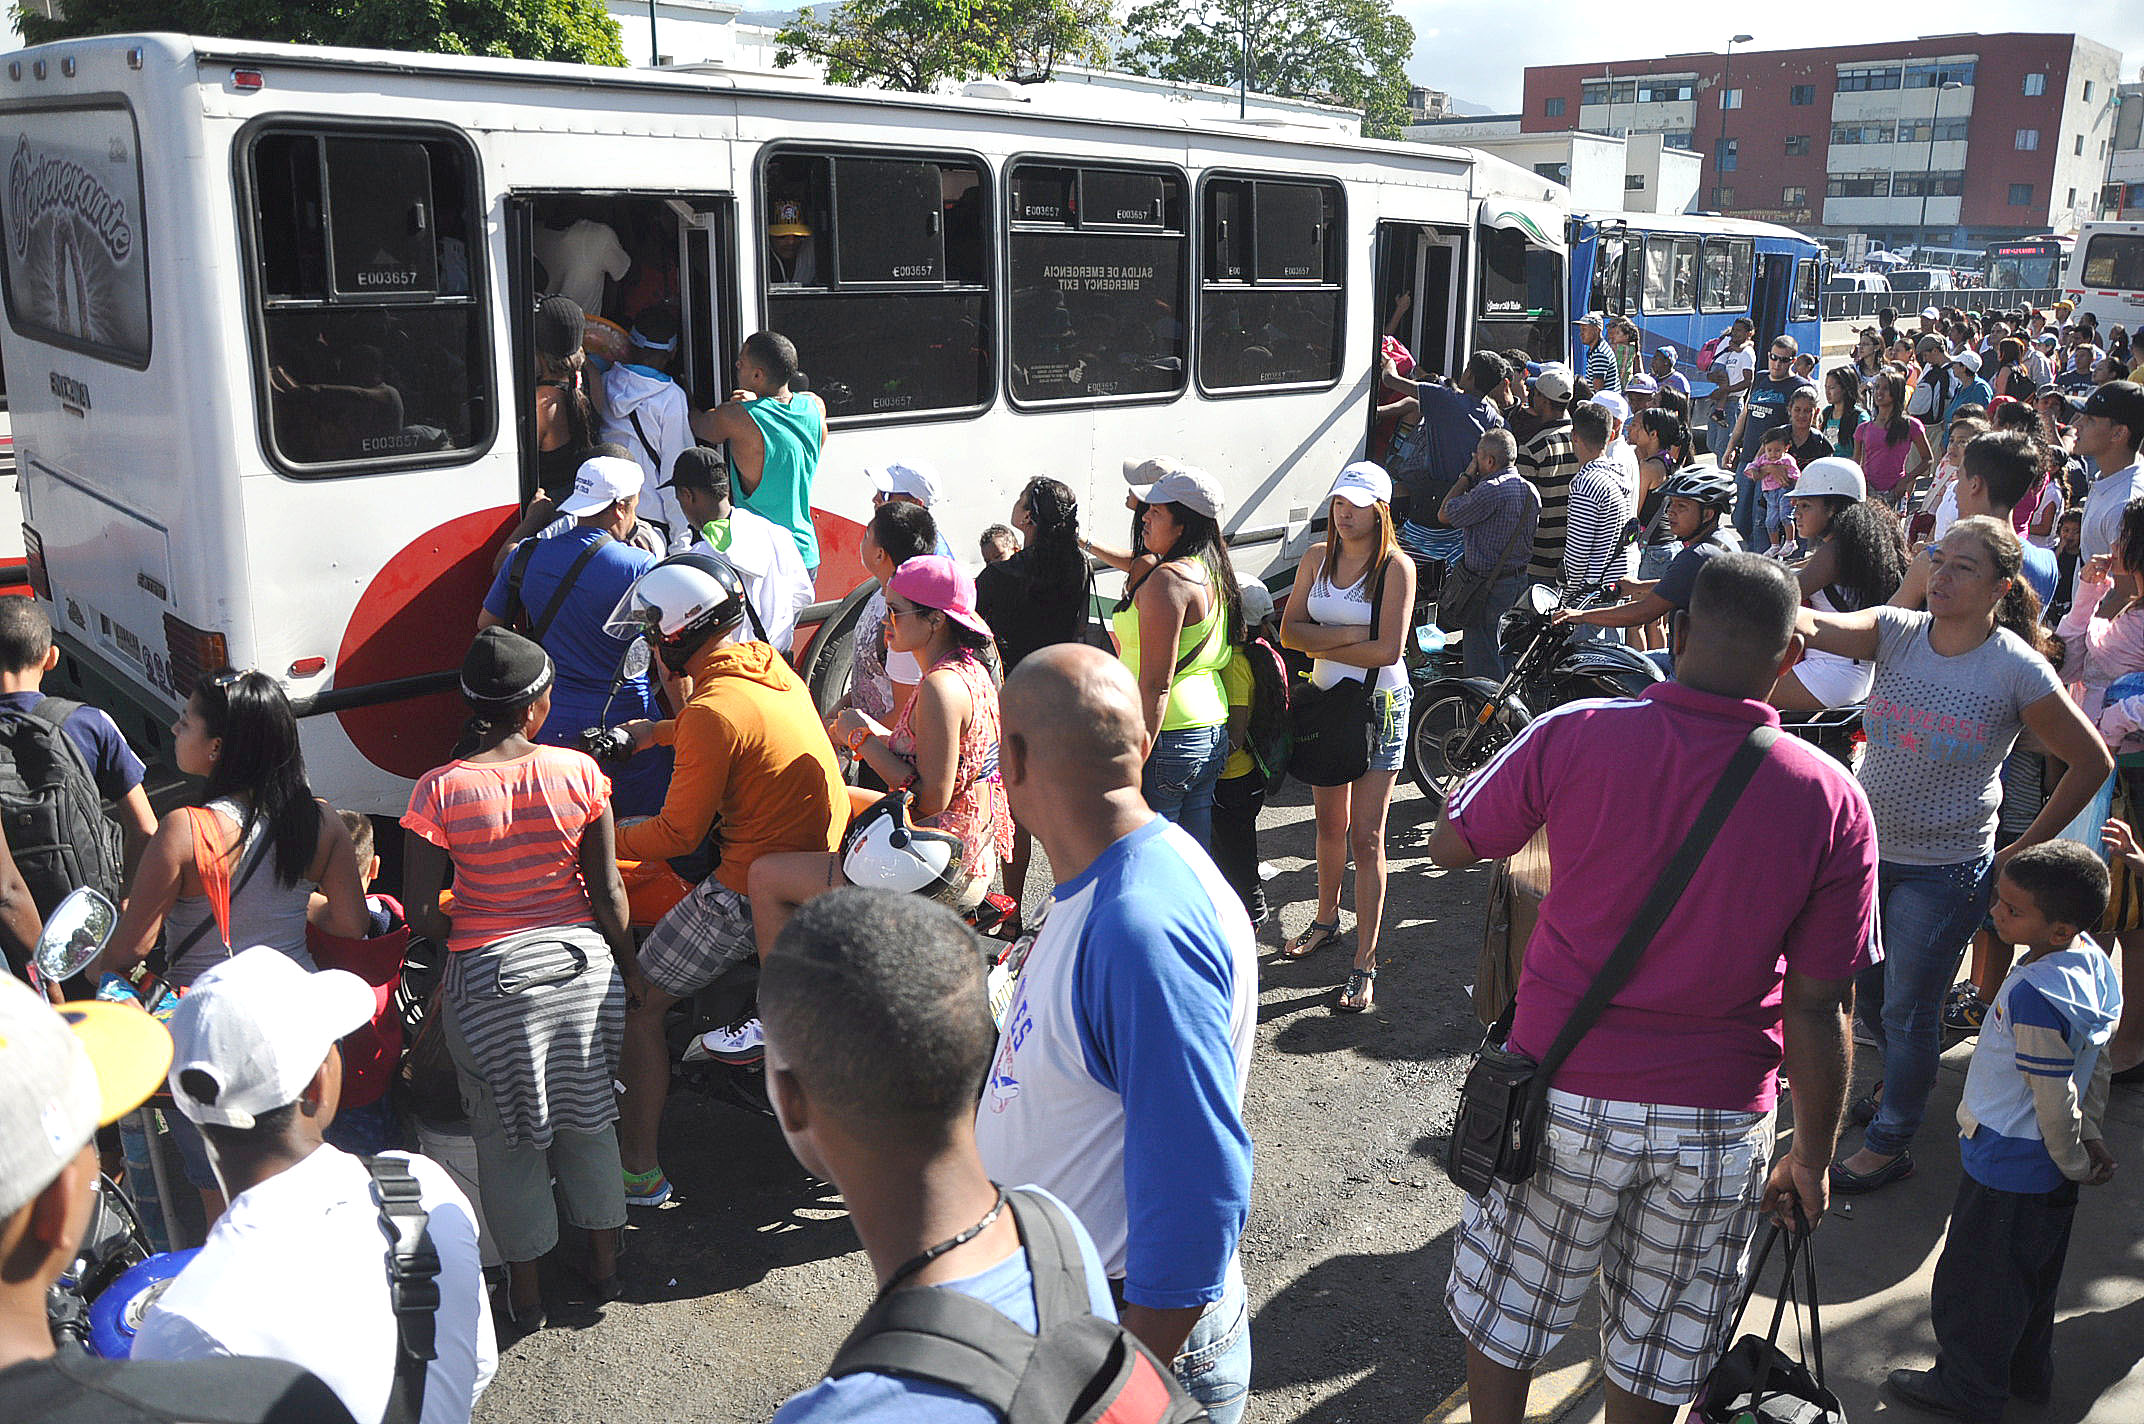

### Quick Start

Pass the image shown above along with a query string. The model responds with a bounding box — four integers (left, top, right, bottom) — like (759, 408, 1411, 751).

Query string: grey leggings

(443, 999, 626, 1264)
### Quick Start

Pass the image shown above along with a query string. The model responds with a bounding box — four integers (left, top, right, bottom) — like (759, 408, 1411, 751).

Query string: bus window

(245, 129, 489, 473)
(1590, 232, 1629, 315)
(1007, 161, 1187, 405)
(2082, 234, 2144, 290)
(1646, 235, 1697, 313)
(0, 102, 152, 368)
(1474, 226, 1563, 363)
(762, 148, 992, 420)
(1791, 257, 1821, 322)
(1699, 238, 1752, 313)
(1197, 177, 1344, 392)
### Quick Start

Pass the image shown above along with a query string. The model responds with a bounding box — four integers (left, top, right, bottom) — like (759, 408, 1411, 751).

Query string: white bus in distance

(0, 33, 1569, 815)
(2063, 222, 2144, 335)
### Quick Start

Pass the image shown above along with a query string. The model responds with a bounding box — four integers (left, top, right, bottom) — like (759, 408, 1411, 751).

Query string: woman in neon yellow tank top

(1111, 459, 1241, 850)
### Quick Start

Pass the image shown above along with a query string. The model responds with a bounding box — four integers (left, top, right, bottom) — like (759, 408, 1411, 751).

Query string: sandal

(1284, 919, 1343, 960)
(1334, 966, 1376, 1014)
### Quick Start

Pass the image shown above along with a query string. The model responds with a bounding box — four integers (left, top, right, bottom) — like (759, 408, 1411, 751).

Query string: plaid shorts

(638, 875, 757, 998)
(1446, 1089, 1774, 1405)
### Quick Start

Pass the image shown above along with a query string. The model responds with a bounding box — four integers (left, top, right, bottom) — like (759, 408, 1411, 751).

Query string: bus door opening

(1370, 223, 1463, 459)
(509, 193, 731, 510)
(1753, 252, 1793, 352)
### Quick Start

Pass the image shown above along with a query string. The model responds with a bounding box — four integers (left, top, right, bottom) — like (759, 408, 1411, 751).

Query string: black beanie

(461, 627, 554, 706)
(535, 296, 586, 361)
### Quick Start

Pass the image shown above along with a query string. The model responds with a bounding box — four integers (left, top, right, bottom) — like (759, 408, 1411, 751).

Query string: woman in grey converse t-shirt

(1797, 515, 2108, 1193)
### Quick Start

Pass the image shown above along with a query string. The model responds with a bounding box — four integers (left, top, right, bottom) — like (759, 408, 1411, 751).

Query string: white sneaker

(696, 1018, 765, 1065)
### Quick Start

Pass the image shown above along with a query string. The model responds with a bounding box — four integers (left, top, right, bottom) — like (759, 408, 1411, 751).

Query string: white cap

(1580, 311, 1605, 329)
(1921, 306, 1940, 320)
(1951, 349, 1982, 374)
(1237, 574, 1276, 626)
(1588, 392, 1630, 421)
(557, 454, 645, 517)
(1124, 457, 1223, 520)
(167, 948, 376, 1129)
(1532, 365, 1576, 404)
(1327, 461, 1392, 508)
(865, 459, 942, 506)
(0, 976, 172, 1218)
(1787, 456, 1867, 503)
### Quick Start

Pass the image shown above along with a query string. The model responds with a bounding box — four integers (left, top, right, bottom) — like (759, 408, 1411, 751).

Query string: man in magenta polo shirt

(1429, 552, 1877, 1424)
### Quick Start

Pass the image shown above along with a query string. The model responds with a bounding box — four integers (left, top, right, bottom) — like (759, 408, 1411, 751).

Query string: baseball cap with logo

(0, 975, 172, 1218)
(1124, 457, 1224, 520)
(2081, 381, 2144, 433)
(558, 454, 645, 518)
(769, 199, 812, 238)
(167, 947, 376, 1129)
(1326, 462, 1392, 508)
(865, 459, 942, 506)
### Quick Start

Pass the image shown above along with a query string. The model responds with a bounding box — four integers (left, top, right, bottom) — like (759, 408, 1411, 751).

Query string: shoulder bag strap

(1533, 723, 1780, 1090)
(530, 532, 614, 642)
(1169, 560, 1227, 679)
(364, 1156, 441, 1424)
(502, 536, 541, 631)
(1474, 495, 1529, 576)
(625, 407, 661, 470)
(1003, 1188, 1091, 1330)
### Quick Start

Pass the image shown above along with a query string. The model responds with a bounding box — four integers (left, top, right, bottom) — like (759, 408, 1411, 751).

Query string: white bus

(2063, 221, 2144, 334)
(0, 33, 1568, 814)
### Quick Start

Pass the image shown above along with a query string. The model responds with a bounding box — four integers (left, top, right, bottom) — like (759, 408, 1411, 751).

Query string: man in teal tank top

(693, 331, 828, 570)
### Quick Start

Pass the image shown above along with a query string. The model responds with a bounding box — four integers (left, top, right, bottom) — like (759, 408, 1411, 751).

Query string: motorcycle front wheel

(1406, 685, 1512, 800)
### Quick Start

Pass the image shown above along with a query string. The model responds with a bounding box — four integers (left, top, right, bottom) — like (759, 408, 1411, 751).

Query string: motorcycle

(1406, 583, 1663, 798)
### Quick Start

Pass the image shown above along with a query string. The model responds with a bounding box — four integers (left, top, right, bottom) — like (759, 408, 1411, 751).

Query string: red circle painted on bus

(334, 506, 518, 780)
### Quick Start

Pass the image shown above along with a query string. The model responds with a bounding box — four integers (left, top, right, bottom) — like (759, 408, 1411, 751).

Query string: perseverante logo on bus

(8, 136, 134, 265)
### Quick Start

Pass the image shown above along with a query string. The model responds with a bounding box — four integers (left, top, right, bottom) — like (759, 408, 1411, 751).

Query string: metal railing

(1822, 286, 2062, 321)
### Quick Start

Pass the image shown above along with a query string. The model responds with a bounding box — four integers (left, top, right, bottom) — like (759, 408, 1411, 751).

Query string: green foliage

(18, 0, 630, 66)
(775, 0, 1112, 93)
(1117, 0, 1414, 137)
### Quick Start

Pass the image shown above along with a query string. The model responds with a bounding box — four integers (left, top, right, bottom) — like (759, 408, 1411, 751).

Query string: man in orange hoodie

(611, 553, 846, 1207)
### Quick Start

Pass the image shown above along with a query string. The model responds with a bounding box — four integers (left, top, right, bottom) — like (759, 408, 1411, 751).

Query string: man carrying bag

(1427, 554, 1876, 1424)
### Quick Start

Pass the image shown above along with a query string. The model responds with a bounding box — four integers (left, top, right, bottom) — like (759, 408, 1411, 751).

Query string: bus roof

(18, 30, 1567, 201)
(1569, 210, 1818, 246)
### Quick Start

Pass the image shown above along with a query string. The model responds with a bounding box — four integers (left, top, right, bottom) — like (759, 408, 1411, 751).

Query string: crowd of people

(4, 288, 2144, 1424)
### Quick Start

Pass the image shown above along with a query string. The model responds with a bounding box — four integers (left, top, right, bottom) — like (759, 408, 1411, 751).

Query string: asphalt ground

(473, 771, 1496, 1422)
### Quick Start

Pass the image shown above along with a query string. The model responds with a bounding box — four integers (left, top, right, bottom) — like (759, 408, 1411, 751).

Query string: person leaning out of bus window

(691, 332, 827, 580)
(1111, 460, 1240, 852)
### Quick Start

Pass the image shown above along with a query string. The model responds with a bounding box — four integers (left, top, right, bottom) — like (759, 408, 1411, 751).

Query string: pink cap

(888, 555, 993, 640)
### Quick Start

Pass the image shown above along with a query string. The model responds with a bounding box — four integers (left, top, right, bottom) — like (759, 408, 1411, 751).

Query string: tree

(1116, 0, 1413, 137)
(19, 0, 629, 66)
(775, 0, 1112, 93)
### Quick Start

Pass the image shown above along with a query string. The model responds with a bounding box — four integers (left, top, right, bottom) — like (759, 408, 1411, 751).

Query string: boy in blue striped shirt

(1888, 839, 2121, 1423)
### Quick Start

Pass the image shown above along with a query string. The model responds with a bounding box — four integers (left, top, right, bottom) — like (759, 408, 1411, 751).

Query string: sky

(1402, 2, 2144, 112)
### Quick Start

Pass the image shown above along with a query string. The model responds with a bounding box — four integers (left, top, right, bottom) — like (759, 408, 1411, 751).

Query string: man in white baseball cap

(132, 948, 496, 1424)
(555, 452, 644, 519)
(0, 973, 361, 1422)
(1124, 456, 1225, 521)
(865, 458, 954, 558)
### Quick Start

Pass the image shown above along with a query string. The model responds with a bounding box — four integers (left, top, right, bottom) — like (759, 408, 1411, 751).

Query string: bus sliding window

(1198, 177, 1343, 392)
(1008, 161, 1187, 405)
(1700, 238, 1752, 312)
(762, 149, 991, 419)
(246, 130, 489, 473)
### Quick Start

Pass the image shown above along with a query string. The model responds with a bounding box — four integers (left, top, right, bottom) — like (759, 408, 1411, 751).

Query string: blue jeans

(1731, 468, 1763, 548)
(1462, 571, 1527, 681)
(1706, 396, 1742, 463)
(1859, 856, 1993, 1158)
(1173, 1255, 1251, 1424)
(1145, 724, 1228, 851)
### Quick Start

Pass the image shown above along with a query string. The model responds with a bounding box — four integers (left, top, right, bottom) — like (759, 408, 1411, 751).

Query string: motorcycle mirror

(35, 886, 119, 984)
(1525, 583, 1559, 617)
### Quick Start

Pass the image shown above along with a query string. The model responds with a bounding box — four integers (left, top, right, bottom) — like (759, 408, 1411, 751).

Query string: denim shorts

(1370, 683, 1412, 774)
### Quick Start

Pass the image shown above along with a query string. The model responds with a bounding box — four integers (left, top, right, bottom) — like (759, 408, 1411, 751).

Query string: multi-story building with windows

(1523, 35, 2123, 248)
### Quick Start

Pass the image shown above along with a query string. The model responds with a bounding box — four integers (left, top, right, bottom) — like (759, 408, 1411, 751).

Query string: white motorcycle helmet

(605, 551, 747, 671)
(841, 790, 966, 903)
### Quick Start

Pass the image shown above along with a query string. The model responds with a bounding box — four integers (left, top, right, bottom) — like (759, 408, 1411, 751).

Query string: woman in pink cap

(748, 555, 1012, 950)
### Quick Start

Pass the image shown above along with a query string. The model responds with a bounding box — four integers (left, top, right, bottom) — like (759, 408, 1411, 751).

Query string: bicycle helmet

(840, 789, 967, 904)
(606, 551, 748, 672)
(1658, 460, 1737, 511)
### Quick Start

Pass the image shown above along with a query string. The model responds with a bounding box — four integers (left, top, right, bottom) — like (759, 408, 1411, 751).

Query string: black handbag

(1434, 514, 1527, 634)
(1286, 558, 1390, 787)
(1446, 723, 1780, 1197)
(1697, 1215, 1845, 1424)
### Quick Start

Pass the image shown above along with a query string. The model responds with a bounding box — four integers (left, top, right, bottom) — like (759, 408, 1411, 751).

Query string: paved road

(474, 772, 1493, 1422)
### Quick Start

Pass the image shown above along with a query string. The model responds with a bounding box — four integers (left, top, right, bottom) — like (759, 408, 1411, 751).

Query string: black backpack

(829, 1189, 1209, 1424)
(0, 698, 123, 917)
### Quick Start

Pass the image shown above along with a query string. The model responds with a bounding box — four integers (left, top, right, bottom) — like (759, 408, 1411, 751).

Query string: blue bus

(1567, 212, 1825, 403)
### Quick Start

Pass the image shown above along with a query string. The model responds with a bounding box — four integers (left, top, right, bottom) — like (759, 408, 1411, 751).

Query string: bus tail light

(21, 525, 47, 601)
(231, 69, 263, 91)
(163, 615, 229, 697)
